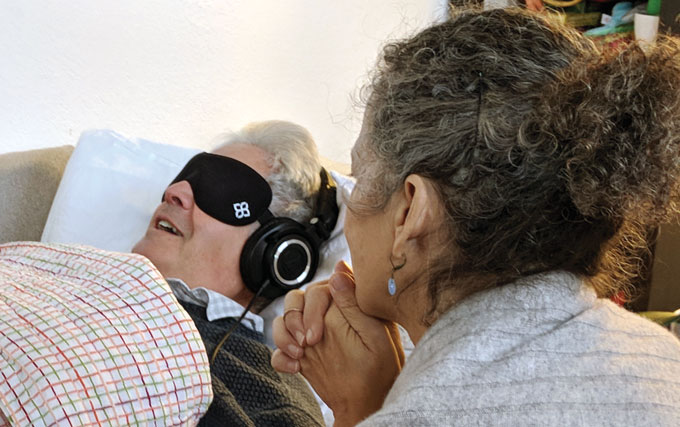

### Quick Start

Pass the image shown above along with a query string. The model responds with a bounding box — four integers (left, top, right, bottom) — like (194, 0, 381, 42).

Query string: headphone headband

(306, 168, 339, 242)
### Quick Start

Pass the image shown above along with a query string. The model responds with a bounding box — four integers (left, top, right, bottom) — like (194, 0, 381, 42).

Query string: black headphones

(239, 168, 339, 299)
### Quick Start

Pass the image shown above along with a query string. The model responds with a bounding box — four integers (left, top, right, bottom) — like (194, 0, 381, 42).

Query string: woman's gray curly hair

(213, 120, 322, 224)
(353, 8, 680, 323)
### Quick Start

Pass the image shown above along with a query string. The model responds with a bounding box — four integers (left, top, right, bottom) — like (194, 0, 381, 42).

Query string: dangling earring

(388, 254, 407, 296)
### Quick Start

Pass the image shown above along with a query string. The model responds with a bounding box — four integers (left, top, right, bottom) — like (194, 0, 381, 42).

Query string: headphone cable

(209, 281, 268, 365)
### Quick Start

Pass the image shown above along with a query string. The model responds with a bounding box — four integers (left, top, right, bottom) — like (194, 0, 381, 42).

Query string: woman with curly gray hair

(272, 7, 680, 425)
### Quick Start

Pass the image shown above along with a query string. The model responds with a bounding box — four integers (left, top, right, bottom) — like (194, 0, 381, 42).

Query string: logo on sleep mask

(168, 152, 272, 226)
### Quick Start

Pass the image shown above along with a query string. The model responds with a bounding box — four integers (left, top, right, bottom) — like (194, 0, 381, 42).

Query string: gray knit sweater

(360, 271, 680, 426)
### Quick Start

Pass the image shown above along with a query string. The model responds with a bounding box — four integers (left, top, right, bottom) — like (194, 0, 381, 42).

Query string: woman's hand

(271, 262, 405, 425)
(300, 271, 404, 425)
(271, 261, 350, 373)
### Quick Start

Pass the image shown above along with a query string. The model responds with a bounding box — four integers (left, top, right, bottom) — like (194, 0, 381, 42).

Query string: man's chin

(132, 231, 164, 255)
(131, 237, 159, 265)
(131, 238, 146, 256)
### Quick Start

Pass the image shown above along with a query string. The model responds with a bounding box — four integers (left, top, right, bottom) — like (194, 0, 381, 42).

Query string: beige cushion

(321, 155, 351, 176)
(0, 146, 73, 243)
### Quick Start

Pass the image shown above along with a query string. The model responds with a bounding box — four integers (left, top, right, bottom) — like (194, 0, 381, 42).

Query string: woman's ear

(391, 174, 441, 257)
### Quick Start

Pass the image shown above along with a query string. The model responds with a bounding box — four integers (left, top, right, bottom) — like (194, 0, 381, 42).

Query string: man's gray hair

(213, 120, 322, 223)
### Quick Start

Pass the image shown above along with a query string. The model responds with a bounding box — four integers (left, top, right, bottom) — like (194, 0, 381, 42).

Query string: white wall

(0, 0, 447, 163)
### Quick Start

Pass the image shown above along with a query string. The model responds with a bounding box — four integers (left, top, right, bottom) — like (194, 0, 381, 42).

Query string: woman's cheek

(343, 211, 369, 307)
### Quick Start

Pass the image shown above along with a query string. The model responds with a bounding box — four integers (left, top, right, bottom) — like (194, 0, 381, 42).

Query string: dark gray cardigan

(180, 301, 323, 427)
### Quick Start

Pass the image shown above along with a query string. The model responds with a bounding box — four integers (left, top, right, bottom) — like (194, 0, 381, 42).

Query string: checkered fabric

(0, 242, 213, 426)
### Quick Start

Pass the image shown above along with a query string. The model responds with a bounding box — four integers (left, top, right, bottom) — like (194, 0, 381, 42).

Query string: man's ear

(391, 174, 441, 257)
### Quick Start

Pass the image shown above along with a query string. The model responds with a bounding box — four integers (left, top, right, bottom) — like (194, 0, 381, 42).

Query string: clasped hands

(271, 261, 405, 426)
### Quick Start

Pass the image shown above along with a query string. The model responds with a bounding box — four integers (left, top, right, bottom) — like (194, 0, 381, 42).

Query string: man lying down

(0, 120, 333, 426)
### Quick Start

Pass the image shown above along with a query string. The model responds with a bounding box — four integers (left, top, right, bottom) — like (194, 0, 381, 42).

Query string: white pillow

(41, 130, 200, 252)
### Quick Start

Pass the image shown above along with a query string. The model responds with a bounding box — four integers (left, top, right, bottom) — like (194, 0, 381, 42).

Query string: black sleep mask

(168, 152, 272, 226)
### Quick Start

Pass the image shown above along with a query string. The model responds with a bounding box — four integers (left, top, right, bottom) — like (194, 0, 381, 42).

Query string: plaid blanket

(0, 242, 212, 426)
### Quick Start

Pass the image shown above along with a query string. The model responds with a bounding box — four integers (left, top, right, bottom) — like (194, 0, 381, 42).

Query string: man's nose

(163, 180, 195, 210)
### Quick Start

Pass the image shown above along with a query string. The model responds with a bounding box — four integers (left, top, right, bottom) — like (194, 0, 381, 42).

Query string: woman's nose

(163, 180, 195, 210)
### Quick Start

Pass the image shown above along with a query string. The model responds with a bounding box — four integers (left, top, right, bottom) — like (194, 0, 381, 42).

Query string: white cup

(634, 13, 660, 46)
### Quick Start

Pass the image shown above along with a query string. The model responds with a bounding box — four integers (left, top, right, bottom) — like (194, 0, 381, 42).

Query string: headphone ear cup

(240, 218, 320, 299)
(240, 221, 272, 296)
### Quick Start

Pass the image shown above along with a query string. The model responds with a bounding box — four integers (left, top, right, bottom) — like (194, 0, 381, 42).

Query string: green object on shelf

(565, 2, 587, 13)
(566, 11, 602, 27)
(638, 311, 680, 327)
(647, 0, 662, 16)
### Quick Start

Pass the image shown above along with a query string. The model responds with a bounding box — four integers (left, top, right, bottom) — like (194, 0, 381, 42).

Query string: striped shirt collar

(166, 277, 264, 334)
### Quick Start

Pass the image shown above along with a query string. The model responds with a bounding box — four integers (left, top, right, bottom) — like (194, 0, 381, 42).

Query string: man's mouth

(156, 219, 182, 236)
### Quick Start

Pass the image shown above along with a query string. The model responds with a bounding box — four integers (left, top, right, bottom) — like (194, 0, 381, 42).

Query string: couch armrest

(0, 145, 74, 243)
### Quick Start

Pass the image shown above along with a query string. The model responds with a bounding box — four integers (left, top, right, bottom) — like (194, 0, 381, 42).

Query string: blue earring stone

(388, 277, 397, 296)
